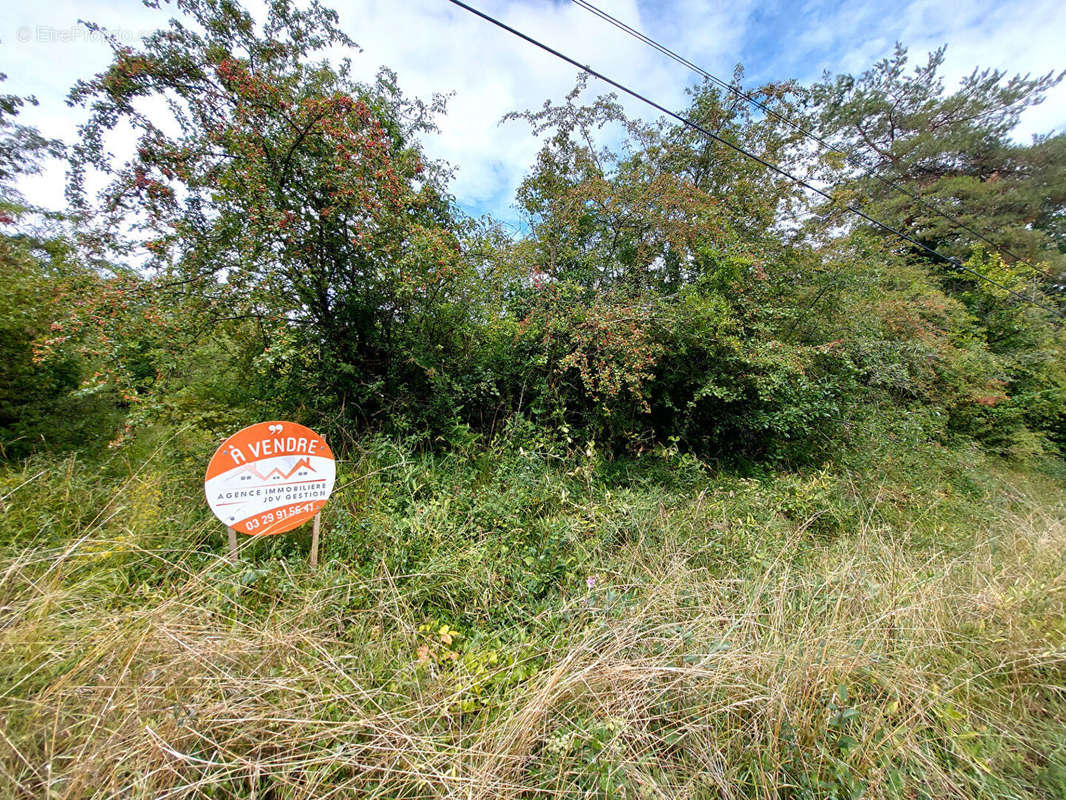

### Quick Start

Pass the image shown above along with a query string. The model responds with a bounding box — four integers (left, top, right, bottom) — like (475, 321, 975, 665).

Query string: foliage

(1, 423, 1065, 798)
(0, 75, 63, 207)
(16, 6, 1058, 464)
(0, 77, 117, 457)
(2, 5, 1066, 795)
(807, 44, 1066, 285)
(0, 232, 121, 457)
(64, 0, 468, 434)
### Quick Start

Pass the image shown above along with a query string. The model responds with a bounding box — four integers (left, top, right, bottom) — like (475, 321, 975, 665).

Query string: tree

(804, 46, 1066, 454)
(66, 0, 468, 430)
(0, 78, 114, 457)
(492, 77, 856, 458)
(505, 72, 813, 295)
(807, 45, 1066, 288)
(0, 76, 63, 212)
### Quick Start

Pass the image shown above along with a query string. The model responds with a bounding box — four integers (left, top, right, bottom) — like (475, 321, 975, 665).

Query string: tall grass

(1, 430, 1064, 798)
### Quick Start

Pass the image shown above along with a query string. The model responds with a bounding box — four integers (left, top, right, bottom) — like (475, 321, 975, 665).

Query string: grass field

(1, 426, 1064, 798)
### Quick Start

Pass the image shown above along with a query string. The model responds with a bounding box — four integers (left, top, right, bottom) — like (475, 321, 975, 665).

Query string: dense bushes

(1, 5, 1065, 797)
(2, 0, 1064, 468)
(3, 410, 1065, 798)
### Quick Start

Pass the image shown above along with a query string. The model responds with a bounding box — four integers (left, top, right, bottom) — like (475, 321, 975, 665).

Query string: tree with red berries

(67, 0, 468, 426)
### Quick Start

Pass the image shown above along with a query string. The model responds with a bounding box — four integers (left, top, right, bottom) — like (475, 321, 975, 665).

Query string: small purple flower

(586, 576, 597, 589)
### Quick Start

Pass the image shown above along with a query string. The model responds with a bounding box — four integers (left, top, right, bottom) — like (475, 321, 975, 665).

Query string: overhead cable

(443, 0, 1064, 318)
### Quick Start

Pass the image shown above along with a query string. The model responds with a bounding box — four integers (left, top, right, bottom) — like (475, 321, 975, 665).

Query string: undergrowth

(0, 421, 1064, 798)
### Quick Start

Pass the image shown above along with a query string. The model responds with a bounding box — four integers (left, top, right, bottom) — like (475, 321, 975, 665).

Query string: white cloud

(335, 0, 739, 219)
(1, 0, 1062, 224)
(894, 0, 1066, 140)
(778, 0, 1065, 140)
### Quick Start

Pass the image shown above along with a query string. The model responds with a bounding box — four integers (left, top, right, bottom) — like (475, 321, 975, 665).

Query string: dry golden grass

(1, 458, 1064, 799)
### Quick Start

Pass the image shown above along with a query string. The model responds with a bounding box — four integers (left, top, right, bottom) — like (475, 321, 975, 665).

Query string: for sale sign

(205, 421, 335, 535)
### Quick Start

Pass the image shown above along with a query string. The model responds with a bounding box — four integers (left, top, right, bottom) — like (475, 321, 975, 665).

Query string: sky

(1, 0, 1063, 226)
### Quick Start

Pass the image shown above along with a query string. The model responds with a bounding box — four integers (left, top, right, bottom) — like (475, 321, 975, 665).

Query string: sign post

(205, 421, 336, 565)
(310, 513, 321, 567)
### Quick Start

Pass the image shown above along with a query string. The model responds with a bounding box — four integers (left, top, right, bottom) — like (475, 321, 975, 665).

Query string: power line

(569, 0, 1056, 283)
(442, 0, 1064, 319)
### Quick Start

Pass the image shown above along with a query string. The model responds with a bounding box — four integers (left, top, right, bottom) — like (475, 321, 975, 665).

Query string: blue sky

(2, 0, 1063, 226)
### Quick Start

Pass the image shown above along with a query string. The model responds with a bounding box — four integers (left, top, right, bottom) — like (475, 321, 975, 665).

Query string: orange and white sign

(205, 421, 335, 535)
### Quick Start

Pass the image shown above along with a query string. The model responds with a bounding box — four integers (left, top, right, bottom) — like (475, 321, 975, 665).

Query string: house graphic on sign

(236, 457, 317, 482)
